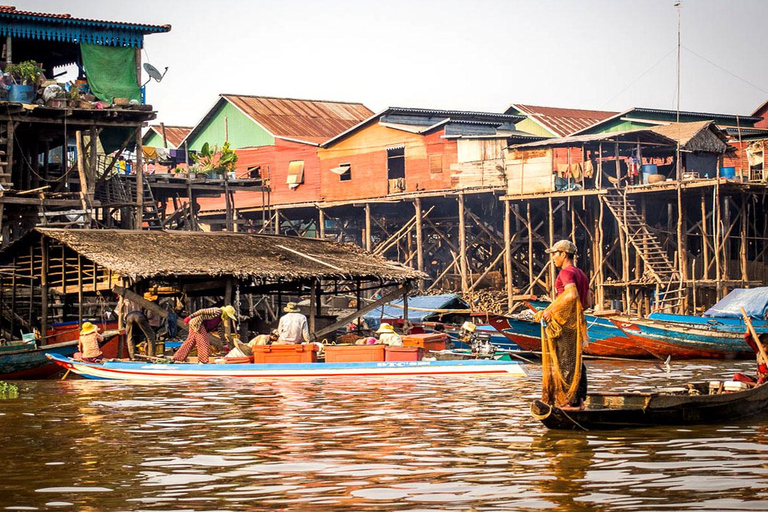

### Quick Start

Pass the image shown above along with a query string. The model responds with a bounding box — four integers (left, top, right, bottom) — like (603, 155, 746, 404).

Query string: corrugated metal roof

(222, 95, 374, 144)
(509, 104, 618, 137)
(147, 125, 192, 148)
(511, 127, 675, 149)
(0, 5, 171, 32)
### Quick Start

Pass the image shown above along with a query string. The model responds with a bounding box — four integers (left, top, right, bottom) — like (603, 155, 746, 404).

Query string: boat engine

(459, 321, 496, 357)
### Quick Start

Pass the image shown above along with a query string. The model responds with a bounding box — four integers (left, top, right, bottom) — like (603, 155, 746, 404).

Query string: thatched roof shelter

(650, 120, 730, 153)
(33, 228, 424, 282)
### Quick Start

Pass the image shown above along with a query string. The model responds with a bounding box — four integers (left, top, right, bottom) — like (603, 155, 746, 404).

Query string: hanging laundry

(156, 147, 171, 161)
(571, 162, 582, 180)
(557, 163, 570, 177)
(142, 146, 158, 160)
(583, 160, 594, 178)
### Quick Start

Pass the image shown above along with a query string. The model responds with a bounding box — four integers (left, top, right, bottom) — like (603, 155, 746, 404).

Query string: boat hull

(485, 314, 651, 359)
(532, 382, 768, 430)
(46, 353, 527, 381)
(0, 340, 79, 379)
(611, 318, 754, 359)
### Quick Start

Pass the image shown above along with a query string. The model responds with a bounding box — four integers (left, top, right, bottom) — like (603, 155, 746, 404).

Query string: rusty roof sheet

(223, 95, 374, 144)
(0, 5, 171, 32)
(509, 104, 618, 137)
(147, 125, 192, 148)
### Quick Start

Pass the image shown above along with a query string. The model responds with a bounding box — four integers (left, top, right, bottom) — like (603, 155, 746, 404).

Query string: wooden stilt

(458, 193, 468, 294)
(504, 200, 513, 311)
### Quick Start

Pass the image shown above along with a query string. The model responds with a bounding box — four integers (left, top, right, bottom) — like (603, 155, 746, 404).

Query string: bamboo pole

(135, 129, 144, 230)
(414, 198, 424, 290)
(548, 197, 555, 292)
(741, 197, 748, 285)
(504, 200, 513, 311)
(701, 192, 709, 279)
(527, 202, 533, 291)
(458, 193, 468, 294)
(365, 203, 372, 252)
(41, 237, 48, 339)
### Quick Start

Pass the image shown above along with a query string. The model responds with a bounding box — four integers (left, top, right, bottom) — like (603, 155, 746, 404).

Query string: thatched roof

(650, 121, 729, 153)
(34, 228, 425, 282)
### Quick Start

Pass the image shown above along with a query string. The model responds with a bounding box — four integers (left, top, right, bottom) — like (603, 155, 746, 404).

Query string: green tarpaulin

(80, 43, 141, 103)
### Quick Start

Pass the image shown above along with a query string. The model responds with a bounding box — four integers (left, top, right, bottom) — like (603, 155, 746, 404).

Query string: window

(247, 165, 262, 185)
(387, 147, 405, 179)
(429, 154, 443, 174)
(286, 160, 305, 188)
(339, 163, 351, 181)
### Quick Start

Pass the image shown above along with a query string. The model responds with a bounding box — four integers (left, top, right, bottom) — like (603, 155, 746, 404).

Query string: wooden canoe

(531, 380, 768, 430)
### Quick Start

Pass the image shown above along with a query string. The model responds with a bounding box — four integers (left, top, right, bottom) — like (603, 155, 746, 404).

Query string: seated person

(277, 303, 309, 344)
(248, 329, 279, 347)
(376, 323, 403, 346)
(78, 322, 104, 363)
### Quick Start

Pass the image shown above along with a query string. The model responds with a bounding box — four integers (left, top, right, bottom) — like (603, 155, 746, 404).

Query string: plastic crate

(252, 344, 318, 364)
(402, 333, 447, 352)
(324, 344, 385, 362)
(385, 346, 423, 361)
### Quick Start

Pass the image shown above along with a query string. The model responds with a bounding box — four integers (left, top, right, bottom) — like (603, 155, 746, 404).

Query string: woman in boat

(534, 240, 590, 410)
(376, 322, 403, 346)
(173, 305, 237, 364)
(78, 322, 104, 363)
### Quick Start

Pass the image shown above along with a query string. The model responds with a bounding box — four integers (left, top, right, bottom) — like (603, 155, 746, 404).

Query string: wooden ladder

(601, 188, 685, 312)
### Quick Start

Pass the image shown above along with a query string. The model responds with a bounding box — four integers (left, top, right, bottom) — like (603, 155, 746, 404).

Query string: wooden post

(548, 196, 555, 291)
(458, 193, 468, 294)
(77, 255, 83, 326)
(28, 245, 34, 327)
(714, 180, 723, 299)
(597, 142, 603, 189)
(724, 196, 731, 281)
(364, 203, 372, 252)
(135, 129, 144, 229)
(10, 256, 16, 338)
(504, 200, 513, 311)
(527, 201, 533, 291)
(318, 208, 326, 238)
(160, 123, 168, 148)
(740, 195, 748, 284)
(701, 192, 709, 279)
(403, 290, 409, 333)
(597, 198, 605, 309)
(41, 237, 49, 339)
(309, 279, 317, 335)
(614, 141, 621, 186)
(414, 198, 424, 290)
(75, 131, 93, 225)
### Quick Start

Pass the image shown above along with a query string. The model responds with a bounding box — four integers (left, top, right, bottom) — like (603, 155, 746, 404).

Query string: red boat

(483, 313, 653, 359)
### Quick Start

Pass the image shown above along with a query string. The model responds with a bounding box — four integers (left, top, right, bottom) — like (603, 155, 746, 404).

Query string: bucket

(641, 164, 658, 184)
(719, 167, 735, 178)
(8, 84, 35, 103)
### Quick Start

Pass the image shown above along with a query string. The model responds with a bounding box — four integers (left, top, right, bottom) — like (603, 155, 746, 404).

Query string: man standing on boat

(277, 302, 310, 344)
(173, 305, 237, 363)
(120, 294, 157, 360)
(535, 240, 590, 409)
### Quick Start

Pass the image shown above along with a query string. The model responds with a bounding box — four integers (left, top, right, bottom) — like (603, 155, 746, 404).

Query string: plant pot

(8, 84, 35, 103)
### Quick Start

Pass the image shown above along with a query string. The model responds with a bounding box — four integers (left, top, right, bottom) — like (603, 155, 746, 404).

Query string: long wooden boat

(647, 312, 768, 334)
(531, 381, 768, 430)
(483, 313, 652, 359)
(1, 327, 121, 379)
(46, 353, 527, 381)
(610, 317, 754, 359)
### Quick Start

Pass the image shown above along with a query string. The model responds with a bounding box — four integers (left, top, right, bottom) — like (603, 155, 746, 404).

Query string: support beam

(458, 194, 468, 293)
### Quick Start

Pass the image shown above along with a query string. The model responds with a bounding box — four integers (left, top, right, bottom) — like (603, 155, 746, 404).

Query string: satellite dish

(142, 63, 168, 86)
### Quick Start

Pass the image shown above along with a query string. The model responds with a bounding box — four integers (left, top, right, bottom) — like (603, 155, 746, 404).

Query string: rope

(529, 401, 552, 420)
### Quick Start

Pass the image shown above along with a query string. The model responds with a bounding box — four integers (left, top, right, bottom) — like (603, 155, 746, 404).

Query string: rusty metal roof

(0, 5, 171, 32)
(146, 125, 192, 148)
(222, 95, 374, 145)
(507, 104, 617, 137)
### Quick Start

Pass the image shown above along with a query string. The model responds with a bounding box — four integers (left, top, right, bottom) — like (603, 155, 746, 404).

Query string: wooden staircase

(0, 122, 12, 190)
(601, 188, 685, 311)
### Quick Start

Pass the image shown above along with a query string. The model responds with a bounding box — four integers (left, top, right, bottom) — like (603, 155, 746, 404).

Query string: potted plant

(5, 61, 44, 103)
(190, 141, 238, 179)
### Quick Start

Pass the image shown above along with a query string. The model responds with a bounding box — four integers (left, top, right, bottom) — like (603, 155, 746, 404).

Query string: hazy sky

(17, 0, 768, 126)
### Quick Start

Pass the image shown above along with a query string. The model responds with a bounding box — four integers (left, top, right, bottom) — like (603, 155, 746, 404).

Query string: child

(78, 322, 104, 362)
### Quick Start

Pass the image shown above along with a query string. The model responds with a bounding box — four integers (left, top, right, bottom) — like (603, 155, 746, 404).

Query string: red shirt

(555, 265, 590, 309)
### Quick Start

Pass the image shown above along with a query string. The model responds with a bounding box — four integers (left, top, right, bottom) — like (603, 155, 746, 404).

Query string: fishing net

(539, 298, 587, 407)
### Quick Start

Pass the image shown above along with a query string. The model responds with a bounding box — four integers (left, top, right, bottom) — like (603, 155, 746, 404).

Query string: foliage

(5, 61, 44, 85)
(0, 380, 19, 399)
(190, 141, 238, 176)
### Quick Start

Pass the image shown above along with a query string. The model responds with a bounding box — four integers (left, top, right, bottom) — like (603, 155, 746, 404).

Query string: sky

(15, 0, 768, 126)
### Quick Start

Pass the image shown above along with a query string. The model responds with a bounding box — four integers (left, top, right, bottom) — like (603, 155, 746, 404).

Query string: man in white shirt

(277, 302, 310, 344)
(376, 322, 403, 346)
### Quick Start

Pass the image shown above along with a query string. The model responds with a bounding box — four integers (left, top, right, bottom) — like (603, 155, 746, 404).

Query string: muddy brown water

(1, 359, 767, 511)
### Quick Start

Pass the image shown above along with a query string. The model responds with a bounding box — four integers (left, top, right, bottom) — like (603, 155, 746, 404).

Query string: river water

(1, 359, 767, 511)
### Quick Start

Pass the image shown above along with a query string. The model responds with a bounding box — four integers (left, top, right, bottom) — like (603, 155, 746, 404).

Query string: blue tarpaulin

(703, 287, 768, 319)
(363, 294, 470, 330)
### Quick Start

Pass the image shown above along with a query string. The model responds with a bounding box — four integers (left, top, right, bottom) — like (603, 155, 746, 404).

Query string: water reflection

(0, 360, 766, 510)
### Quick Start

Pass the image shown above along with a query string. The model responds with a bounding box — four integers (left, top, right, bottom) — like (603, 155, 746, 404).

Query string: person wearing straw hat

(77, 322, 104, 363)
(376, 322, 403, 346)
(173, 305, 237, 364)
(277, 302, 309, 344)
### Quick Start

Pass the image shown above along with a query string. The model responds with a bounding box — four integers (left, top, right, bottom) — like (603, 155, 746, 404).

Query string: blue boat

(1, 339, 79, 379)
